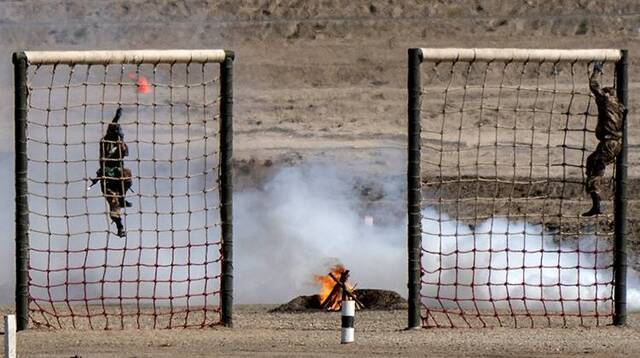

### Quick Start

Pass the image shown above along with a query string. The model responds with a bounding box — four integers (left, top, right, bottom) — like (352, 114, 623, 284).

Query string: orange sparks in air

(128, 72, 151, 94)
(314, 264, 353, 311)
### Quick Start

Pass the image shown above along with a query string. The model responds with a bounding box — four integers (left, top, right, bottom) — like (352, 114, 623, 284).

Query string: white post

(340, 300, 355, 344)
(4, 315, 16, 358)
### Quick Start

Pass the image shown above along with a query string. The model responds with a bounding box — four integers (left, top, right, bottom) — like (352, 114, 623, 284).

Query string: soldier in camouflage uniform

(90, 108, 132, 236)
(583, 63, 624, 217)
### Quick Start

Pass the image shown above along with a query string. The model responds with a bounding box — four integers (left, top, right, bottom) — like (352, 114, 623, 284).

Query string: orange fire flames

(127, 72, 151, 94)
(314, 264, 353, 311)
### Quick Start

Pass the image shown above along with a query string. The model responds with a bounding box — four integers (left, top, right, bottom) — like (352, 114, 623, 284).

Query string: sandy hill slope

(1, 0, 639, 170)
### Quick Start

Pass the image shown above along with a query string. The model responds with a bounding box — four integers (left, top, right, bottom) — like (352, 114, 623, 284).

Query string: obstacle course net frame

(407, 48, 628, 328)
(14, 49, 234, 330)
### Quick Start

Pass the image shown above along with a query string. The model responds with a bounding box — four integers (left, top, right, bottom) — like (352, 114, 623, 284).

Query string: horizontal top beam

(419, 48, 622, 63)
(22, 49, 229, 65)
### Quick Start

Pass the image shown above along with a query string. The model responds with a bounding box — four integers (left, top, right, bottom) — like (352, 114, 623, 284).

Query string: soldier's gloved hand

(593, 62, 604, 74)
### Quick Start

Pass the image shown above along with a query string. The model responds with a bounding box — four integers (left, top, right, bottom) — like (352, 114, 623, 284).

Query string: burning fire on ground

(314, 264, 362, 311)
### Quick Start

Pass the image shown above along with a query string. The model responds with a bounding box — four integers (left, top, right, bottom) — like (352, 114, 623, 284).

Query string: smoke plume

(1, 160, 639, 314)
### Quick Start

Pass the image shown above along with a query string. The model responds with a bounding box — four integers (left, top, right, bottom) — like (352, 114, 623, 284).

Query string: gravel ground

(1, 305, 640, 357)
(2, 2, 640, 357)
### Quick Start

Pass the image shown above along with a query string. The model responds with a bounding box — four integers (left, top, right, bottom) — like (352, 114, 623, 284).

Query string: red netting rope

(420, 59, 616, 328)
(25, 61, 223, 329)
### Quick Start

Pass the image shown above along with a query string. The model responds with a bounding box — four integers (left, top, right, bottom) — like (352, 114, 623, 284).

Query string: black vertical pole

(13, 51, 30, 331)
(219, 50, 234, 328)
(407, 48, 423, 329)
(613, 49, 628, 326)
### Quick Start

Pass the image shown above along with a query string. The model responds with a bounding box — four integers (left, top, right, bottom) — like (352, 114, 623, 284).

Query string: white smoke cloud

(1, 159, 639, 317)
(421, 208, 640, 312)
(234, 163, 407, 303)
(234, 163, 640, 312)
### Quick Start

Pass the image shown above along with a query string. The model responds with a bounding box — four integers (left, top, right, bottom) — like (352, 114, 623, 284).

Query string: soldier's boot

(582, 192, 603, 217)
(111, 216, 126, 237)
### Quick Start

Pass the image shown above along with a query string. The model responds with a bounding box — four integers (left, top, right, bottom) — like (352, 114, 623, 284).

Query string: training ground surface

(2, 2, 640, 357)
(2, 305, 640, 357)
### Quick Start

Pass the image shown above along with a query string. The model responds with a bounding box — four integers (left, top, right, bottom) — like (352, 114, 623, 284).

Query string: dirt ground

(3, 0, 640, 356)
(2, 305, 640, 357)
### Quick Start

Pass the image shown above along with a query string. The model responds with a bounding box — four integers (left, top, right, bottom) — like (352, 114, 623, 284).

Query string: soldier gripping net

(89, 107, 133, 237)
(583, 63, 625, 217)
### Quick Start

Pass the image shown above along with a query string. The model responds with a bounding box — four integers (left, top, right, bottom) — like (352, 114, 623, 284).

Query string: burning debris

(270, 289, 407, 313)
(315, 264, 363, 311)
(271, 265, 407, 313)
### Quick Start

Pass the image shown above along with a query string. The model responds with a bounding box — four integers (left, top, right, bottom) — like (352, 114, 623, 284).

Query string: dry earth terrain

(2, 305, 640, 357)
(2, 0, 640, 356)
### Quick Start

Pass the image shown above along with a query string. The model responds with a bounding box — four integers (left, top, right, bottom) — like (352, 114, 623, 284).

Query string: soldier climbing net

(407, 48, 629, 328)
(13, 50, 234, 330)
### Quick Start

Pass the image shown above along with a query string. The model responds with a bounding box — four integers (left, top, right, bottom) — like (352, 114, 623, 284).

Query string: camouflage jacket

(100, 137, 128, 176)
(589, 74, 624, 141)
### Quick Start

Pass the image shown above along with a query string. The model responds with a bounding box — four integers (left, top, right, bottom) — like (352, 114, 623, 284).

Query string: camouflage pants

(101, 167, 132, 219)
(585, 139, 621, 194)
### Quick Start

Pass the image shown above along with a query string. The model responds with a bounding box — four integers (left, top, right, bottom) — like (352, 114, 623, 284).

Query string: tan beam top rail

(23, 49, 228, 65)
(419, 48, 622, 63)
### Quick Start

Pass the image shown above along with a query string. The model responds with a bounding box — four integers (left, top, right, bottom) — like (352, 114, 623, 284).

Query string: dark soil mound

(270, 294, 323, 312)
(270, 289, 407, 312)
(354, 289, 407, 310)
